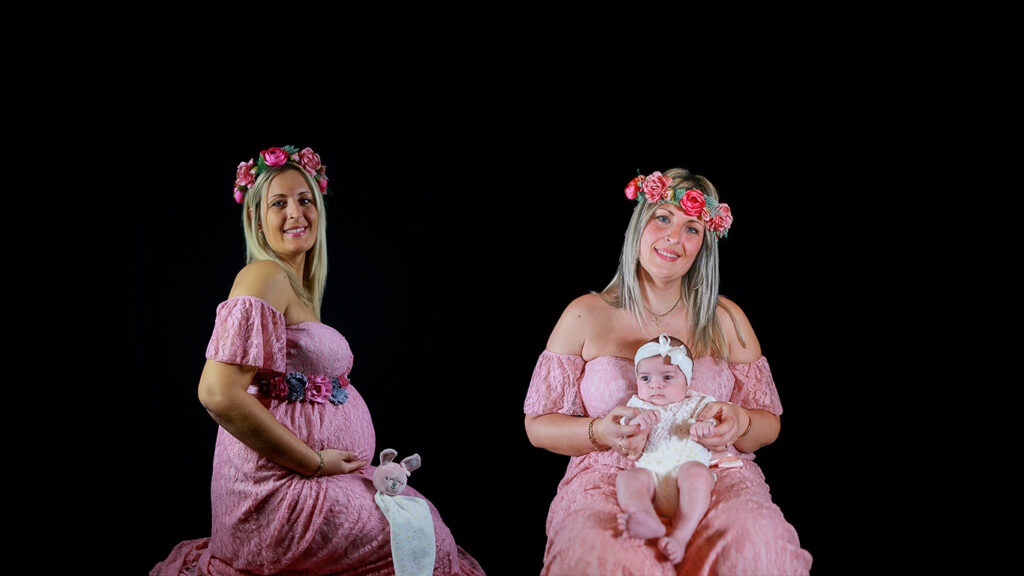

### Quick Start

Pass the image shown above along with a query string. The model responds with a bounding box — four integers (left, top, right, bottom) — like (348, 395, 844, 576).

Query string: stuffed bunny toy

(372, 449, 433, 575)
(373, 448, 422, 496)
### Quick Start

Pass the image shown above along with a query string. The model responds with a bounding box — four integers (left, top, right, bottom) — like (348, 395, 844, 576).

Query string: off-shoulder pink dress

(524, 351, 812, 576)
(152, 296, 484, 576)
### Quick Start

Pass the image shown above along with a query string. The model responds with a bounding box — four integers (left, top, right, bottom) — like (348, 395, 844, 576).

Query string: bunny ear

(379, 448, 397, 465)
(401, 454, 421, 473)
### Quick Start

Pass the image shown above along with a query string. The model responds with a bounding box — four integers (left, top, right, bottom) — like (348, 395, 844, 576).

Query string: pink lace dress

(152, 296, 484, 576)
(524, 351, 812, 576)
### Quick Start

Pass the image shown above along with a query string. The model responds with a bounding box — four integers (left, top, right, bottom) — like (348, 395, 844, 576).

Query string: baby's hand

(689, 419, 717, 439)
(630, 409, 660, 431)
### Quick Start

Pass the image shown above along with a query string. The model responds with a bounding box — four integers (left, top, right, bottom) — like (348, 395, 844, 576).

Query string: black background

(130, 123, 879, 574)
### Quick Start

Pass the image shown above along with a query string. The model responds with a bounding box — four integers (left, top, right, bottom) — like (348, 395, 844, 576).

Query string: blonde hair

(241, 164, 328, 320)
(601, 167, 740, 360)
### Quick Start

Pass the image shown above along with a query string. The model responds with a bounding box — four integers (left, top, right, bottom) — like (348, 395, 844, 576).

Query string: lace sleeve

(204, 296, 287, 373)
(728, 356, 784, 416)
(524, 350, 587, 416)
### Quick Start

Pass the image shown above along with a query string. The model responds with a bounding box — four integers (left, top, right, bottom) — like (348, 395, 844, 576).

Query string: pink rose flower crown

(624, 170, 733, 240)
(233, 145, 329, 204)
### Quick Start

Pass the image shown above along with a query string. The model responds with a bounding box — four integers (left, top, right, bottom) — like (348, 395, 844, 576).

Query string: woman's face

(261, 169, 318, 263)
(638, 203, 705, 283)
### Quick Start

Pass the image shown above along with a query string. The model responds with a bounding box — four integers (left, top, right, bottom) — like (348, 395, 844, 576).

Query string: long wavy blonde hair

(240, 164, 328, 320)
(600, 167, 739, 360)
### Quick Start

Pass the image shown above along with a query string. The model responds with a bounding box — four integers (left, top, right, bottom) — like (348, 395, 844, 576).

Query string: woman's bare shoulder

(226, 260, 292, 314)
(716, 295, 762, 363)
(546, 293, 614, 355)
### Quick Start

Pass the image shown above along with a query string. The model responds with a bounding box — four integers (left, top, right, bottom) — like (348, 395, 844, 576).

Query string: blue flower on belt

(285, 372, 308, 402)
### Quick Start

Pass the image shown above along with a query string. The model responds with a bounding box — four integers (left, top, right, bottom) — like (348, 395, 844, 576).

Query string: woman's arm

(524, 295, 644, 458)
(525, 407, 643, 458)
(696, 403, 779, 453)
(695, 296, 781, 453)
(733, 409, 779, 453)
(198, 262, 365, 476)
(198, 359, 327, 475)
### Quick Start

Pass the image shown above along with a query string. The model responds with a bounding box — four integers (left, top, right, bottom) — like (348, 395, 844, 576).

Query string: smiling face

(638, 203, 705, 283)
(261, 168, 318, 267)
(636, 355, 689, 406)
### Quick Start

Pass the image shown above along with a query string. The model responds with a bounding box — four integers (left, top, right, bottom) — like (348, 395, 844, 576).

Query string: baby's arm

(689, 418, 718, 440)
(623, 409, 660, 430)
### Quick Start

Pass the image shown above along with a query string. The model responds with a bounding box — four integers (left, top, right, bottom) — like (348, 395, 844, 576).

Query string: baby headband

(634, 333, 693, 382)
(233, 145, 329, 204)
(624, 170, 733, 240)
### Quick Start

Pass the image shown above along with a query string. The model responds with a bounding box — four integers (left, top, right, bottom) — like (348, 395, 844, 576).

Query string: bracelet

(311, 450, 325, 477)
(726, 401, 753, 440)
(588, 417, 608, 451)
(738, 412, 753, 439)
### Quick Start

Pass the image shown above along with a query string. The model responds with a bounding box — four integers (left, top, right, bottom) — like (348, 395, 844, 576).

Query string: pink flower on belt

(306, 375, 333, 403)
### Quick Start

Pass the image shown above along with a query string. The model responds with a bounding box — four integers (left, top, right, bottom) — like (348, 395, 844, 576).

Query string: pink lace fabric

(152, 296, 484, 576)
(524, 351, 812, 576)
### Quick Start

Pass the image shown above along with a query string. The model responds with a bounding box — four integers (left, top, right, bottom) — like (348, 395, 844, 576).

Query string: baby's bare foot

(658, 535, 686, 564)
(617, 509, 666, 539)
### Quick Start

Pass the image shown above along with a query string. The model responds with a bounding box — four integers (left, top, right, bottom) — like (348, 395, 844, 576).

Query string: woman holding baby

(523, 168, 812, 575)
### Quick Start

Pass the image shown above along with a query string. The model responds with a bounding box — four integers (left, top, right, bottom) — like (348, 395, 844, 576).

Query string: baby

(615, 334, 738, 564)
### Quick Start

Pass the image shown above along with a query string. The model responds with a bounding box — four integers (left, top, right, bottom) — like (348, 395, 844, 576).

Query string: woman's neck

(638, 270, 683, 314)
(281, 254, 306, 282)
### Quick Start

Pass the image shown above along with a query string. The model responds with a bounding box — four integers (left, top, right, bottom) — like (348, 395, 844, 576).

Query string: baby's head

(634, 334, 693, 406)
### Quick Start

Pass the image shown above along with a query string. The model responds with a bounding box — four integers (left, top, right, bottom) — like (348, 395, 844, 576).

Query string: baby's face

(636, 355, 688, 406)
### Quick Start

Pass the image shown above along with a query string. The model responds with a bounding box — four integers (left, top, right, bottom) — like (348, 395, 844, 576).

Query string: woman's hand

(693, 401, 751, 451)
(595, 405, 648, 461)
(317, 449, 368, 476)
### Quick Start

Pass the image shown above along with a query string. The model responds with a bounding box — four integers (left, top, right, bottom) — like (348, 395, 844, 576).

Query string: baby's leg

(658, 461, 714, 564)
(615, 468, 666, 539)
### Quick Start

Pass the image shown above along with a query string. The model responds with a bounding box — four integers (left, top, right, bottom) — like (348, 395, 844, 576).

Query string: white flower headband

(634, 333, 693, 382)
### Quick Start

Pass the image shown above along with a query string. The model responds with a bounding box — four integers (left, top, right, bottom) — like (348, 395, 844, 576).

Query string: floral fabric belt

(249, 371, 350, 405)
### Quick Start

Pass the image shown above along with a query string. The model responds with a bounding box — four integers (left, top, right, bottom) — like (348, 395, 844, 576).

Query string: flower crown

(233, 145, 329, 204)
(624, 170, 733, 240)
